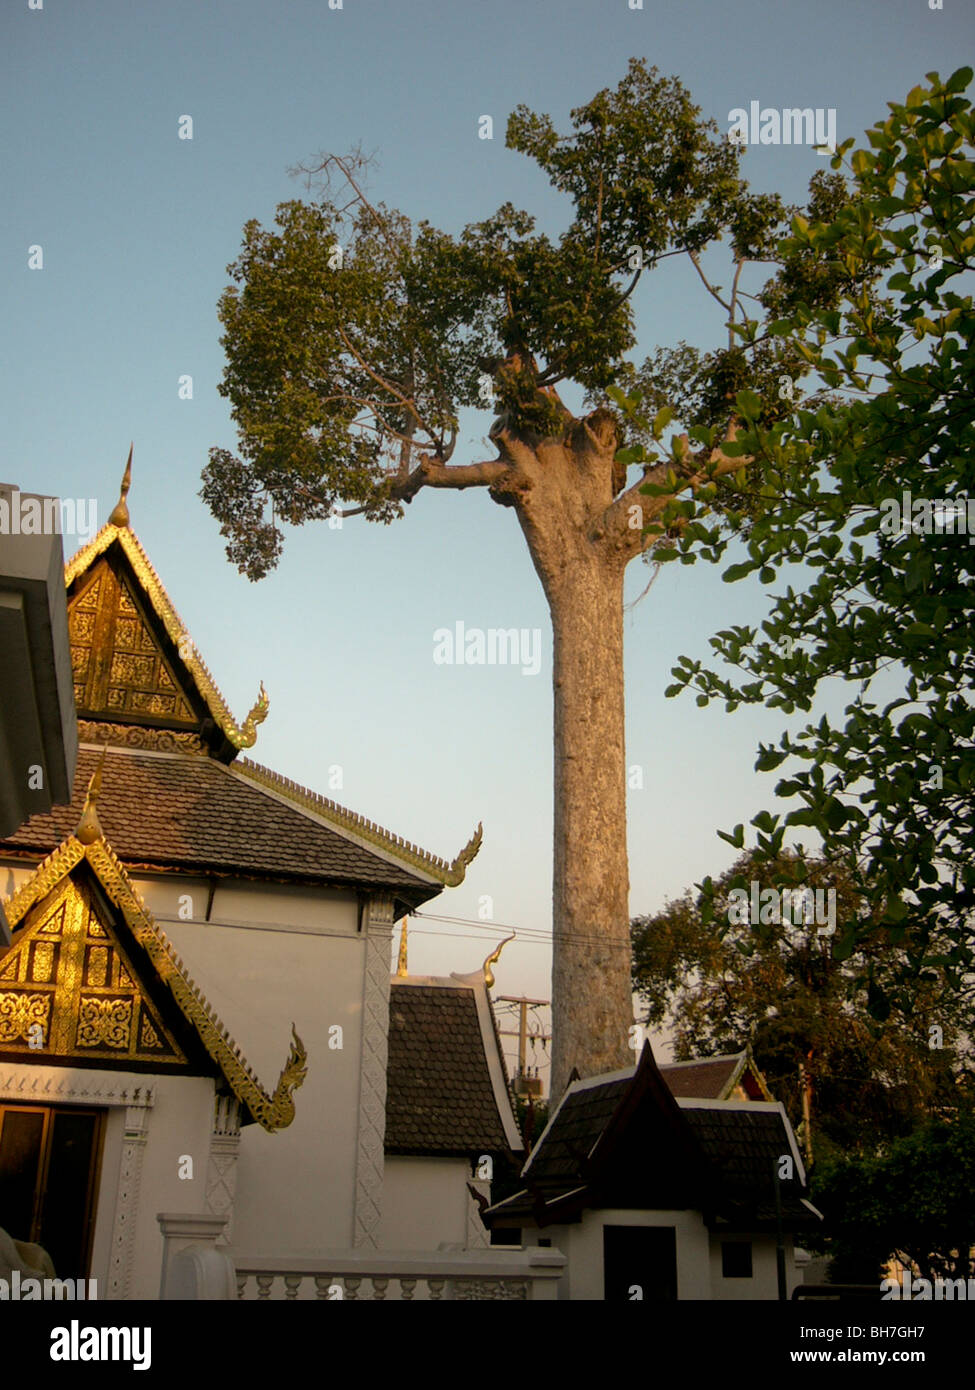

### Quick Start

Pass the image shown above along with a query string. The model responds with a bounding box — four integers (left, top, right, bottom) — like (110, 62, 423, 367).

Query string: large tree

(203, 60, 838, 1097)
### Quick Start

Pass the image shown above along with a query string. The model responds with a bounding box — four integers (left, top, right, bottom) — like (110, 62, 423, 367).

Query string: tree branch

(600, 420, 749, 561)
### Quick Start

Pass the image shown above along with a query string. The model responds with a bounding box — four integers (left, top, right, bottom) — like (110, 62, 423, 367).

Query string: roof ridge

(235, 756, 482, 886)
(661, 1052, 743, 1069)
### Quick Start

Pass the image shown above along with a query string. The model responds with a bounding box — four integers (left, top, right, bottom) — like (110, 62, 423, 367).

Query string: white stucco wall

(380, 1156, 471, 1250)
(522, 1212, 803, 1301)
(709, 1231, 798, 1299)
(525, 1210, 712, 1301)
(159, 878, 368, 1253)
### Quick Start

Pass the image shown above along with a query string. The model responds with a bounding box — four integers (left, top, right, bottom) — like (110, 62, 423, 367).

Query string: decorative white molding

(108, 1101, 152, 1300)
(353, 895, 393, 1248)
(0, 1068, 155, 1110)
(206, 1094, 242, 1243)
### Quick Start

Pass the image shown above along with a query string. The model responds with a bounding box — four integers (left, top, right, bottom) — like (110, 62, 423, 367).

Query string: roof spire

(396, 917, 409, 977)
(108, 444, 133, 528)
(76, 745, 108, 845)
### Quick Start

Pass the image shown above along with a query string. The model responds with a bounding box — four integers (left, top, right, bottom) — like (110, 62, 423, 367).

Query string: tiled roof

(660, 1056, 740, 1099)
(385, 982, 513, 1156)
(0, 745, 440, 906)
(486, 1048, 817, 1230)
(681, 1104, 810, 1221)
(522, 1076, 629, 1190)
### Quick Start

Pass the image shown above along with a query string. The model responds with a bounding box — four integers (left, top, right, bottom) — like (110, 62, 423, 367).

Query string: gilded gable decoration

(1, 831, 307, 1132)
(64, 448, 269, 758)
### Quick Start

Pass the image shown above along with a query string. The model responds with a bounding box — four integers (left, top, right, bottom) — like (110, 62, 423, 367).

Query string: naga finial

(227, 681, 270, 750)
(76, 745, 109, 845)
(483, 932, 515, 989)
(108, 444, 134, 528)
(444, 822, 483, 886)
(264, 1023, 308, 1130)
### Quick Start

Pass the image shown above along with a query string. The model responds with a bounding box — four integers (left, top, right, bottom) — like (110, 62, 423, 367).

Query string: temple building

(0, 455, 525, 1299)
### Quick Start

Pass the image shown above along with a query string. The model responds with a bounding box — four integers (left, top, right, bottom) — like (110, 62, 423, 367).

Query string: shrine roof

(660, 1049, 774, 1102)
(0, 744, 453, 913)
(385, 977, 523, 1158)
(484, 1047, 818, 1230)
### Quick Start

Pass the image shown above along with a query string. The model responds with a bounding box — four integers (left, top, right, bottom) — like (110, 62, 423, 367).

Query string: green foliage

(204, 60, 809, 577)
(808, 1113, 975, 1282)
(661, 70, 975, 1008)
(631, 849, 972, 1153)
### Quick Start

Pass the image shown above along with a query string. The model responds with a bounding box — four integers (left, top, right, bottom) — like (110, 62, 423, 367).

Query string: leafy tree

(656, 69, 975, 1021)
(631, 850, 971, 1160)
(809, 1114, 975, 1284)
(203, 60, 837, 1096)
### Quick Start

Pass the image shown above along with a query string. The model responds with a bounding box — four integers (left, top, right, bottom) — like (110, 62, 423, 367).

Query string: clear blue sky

(2, 0, 970, 1075)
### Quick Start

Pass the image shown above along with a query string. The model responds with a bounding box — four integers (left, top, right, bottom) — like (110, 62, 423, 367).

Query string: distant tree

(808, 1113, 975, 1284)
(631, 849, 972, 1159)
(202, 60, 847, 1096)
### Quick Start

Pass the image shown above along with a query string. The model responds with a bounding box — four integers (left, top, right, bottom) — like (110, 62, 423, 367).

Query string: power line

(411, 910, 634, 951)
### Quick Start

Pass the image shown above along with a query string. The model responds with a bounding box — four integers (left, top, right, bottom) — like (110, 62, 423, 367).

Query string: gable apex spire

(108, 443, 133, 528)
(76, 744, 108, 844)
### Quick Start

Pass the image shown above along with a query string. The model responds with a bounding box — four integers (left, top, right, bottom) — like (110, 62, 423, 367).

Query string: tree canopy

(652, 68, 975, 1020)
(631, 849, 972, 1158)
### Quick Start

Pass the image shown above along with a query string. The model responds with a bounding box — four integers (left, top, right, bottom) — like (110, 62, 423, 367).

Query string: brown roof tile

(0, 745, 439, 904)
(660, 1056, 741, 1099)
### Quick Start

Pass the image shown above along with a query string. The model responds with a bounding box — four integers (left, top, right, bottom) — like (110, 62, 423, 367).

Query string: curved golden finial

(396, 917, 409, 978)
(483, 932, 515, 989)
(227, 681, 269, 750)
(443, 822, 484, 886)
(76, 745, 109, 845)
(263, 1024, 308, 1130)
(108, 444, 134, 528)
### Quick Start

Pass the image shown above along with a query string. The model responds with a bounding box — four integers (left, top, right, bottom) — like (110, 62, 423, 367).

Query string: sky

(2, 0, 971, 1080)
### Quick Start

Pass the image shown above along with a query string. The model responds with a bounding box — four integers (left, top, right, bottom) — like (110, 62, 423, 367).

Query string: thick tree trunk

(496, 421, 634, 1102)
(547, 552, 632, 1099)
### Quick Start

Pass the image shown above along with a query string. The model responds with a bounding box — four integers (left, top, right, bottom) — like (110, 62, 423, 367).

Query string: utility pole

(496, 995, 551, 1096)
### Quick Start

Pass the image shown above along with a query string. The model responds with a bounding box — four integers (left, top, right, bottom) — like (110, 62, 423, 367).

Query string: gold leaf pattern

(30, 941, 55, 983)
(77, 996, 132, 1049)
(0, 991, 51, 1043)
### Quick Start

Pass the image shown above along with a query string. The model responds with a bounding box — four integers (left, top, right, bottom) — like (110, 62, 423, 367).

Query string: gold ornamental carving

(65, 514, 269, 752)
(1, 834, 307, 1132)
(77, 997, 133, 1050)
(0, 992, 51, 1043)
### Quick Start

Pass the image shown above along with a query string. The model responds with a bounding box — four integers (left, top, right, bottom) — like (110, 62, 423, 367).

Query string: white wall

(523, 1210, 710, 1301)
(161, 879, 368, 1253)
(380, 1156, 471, 1251)
(709, 1232, 799, 1300)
